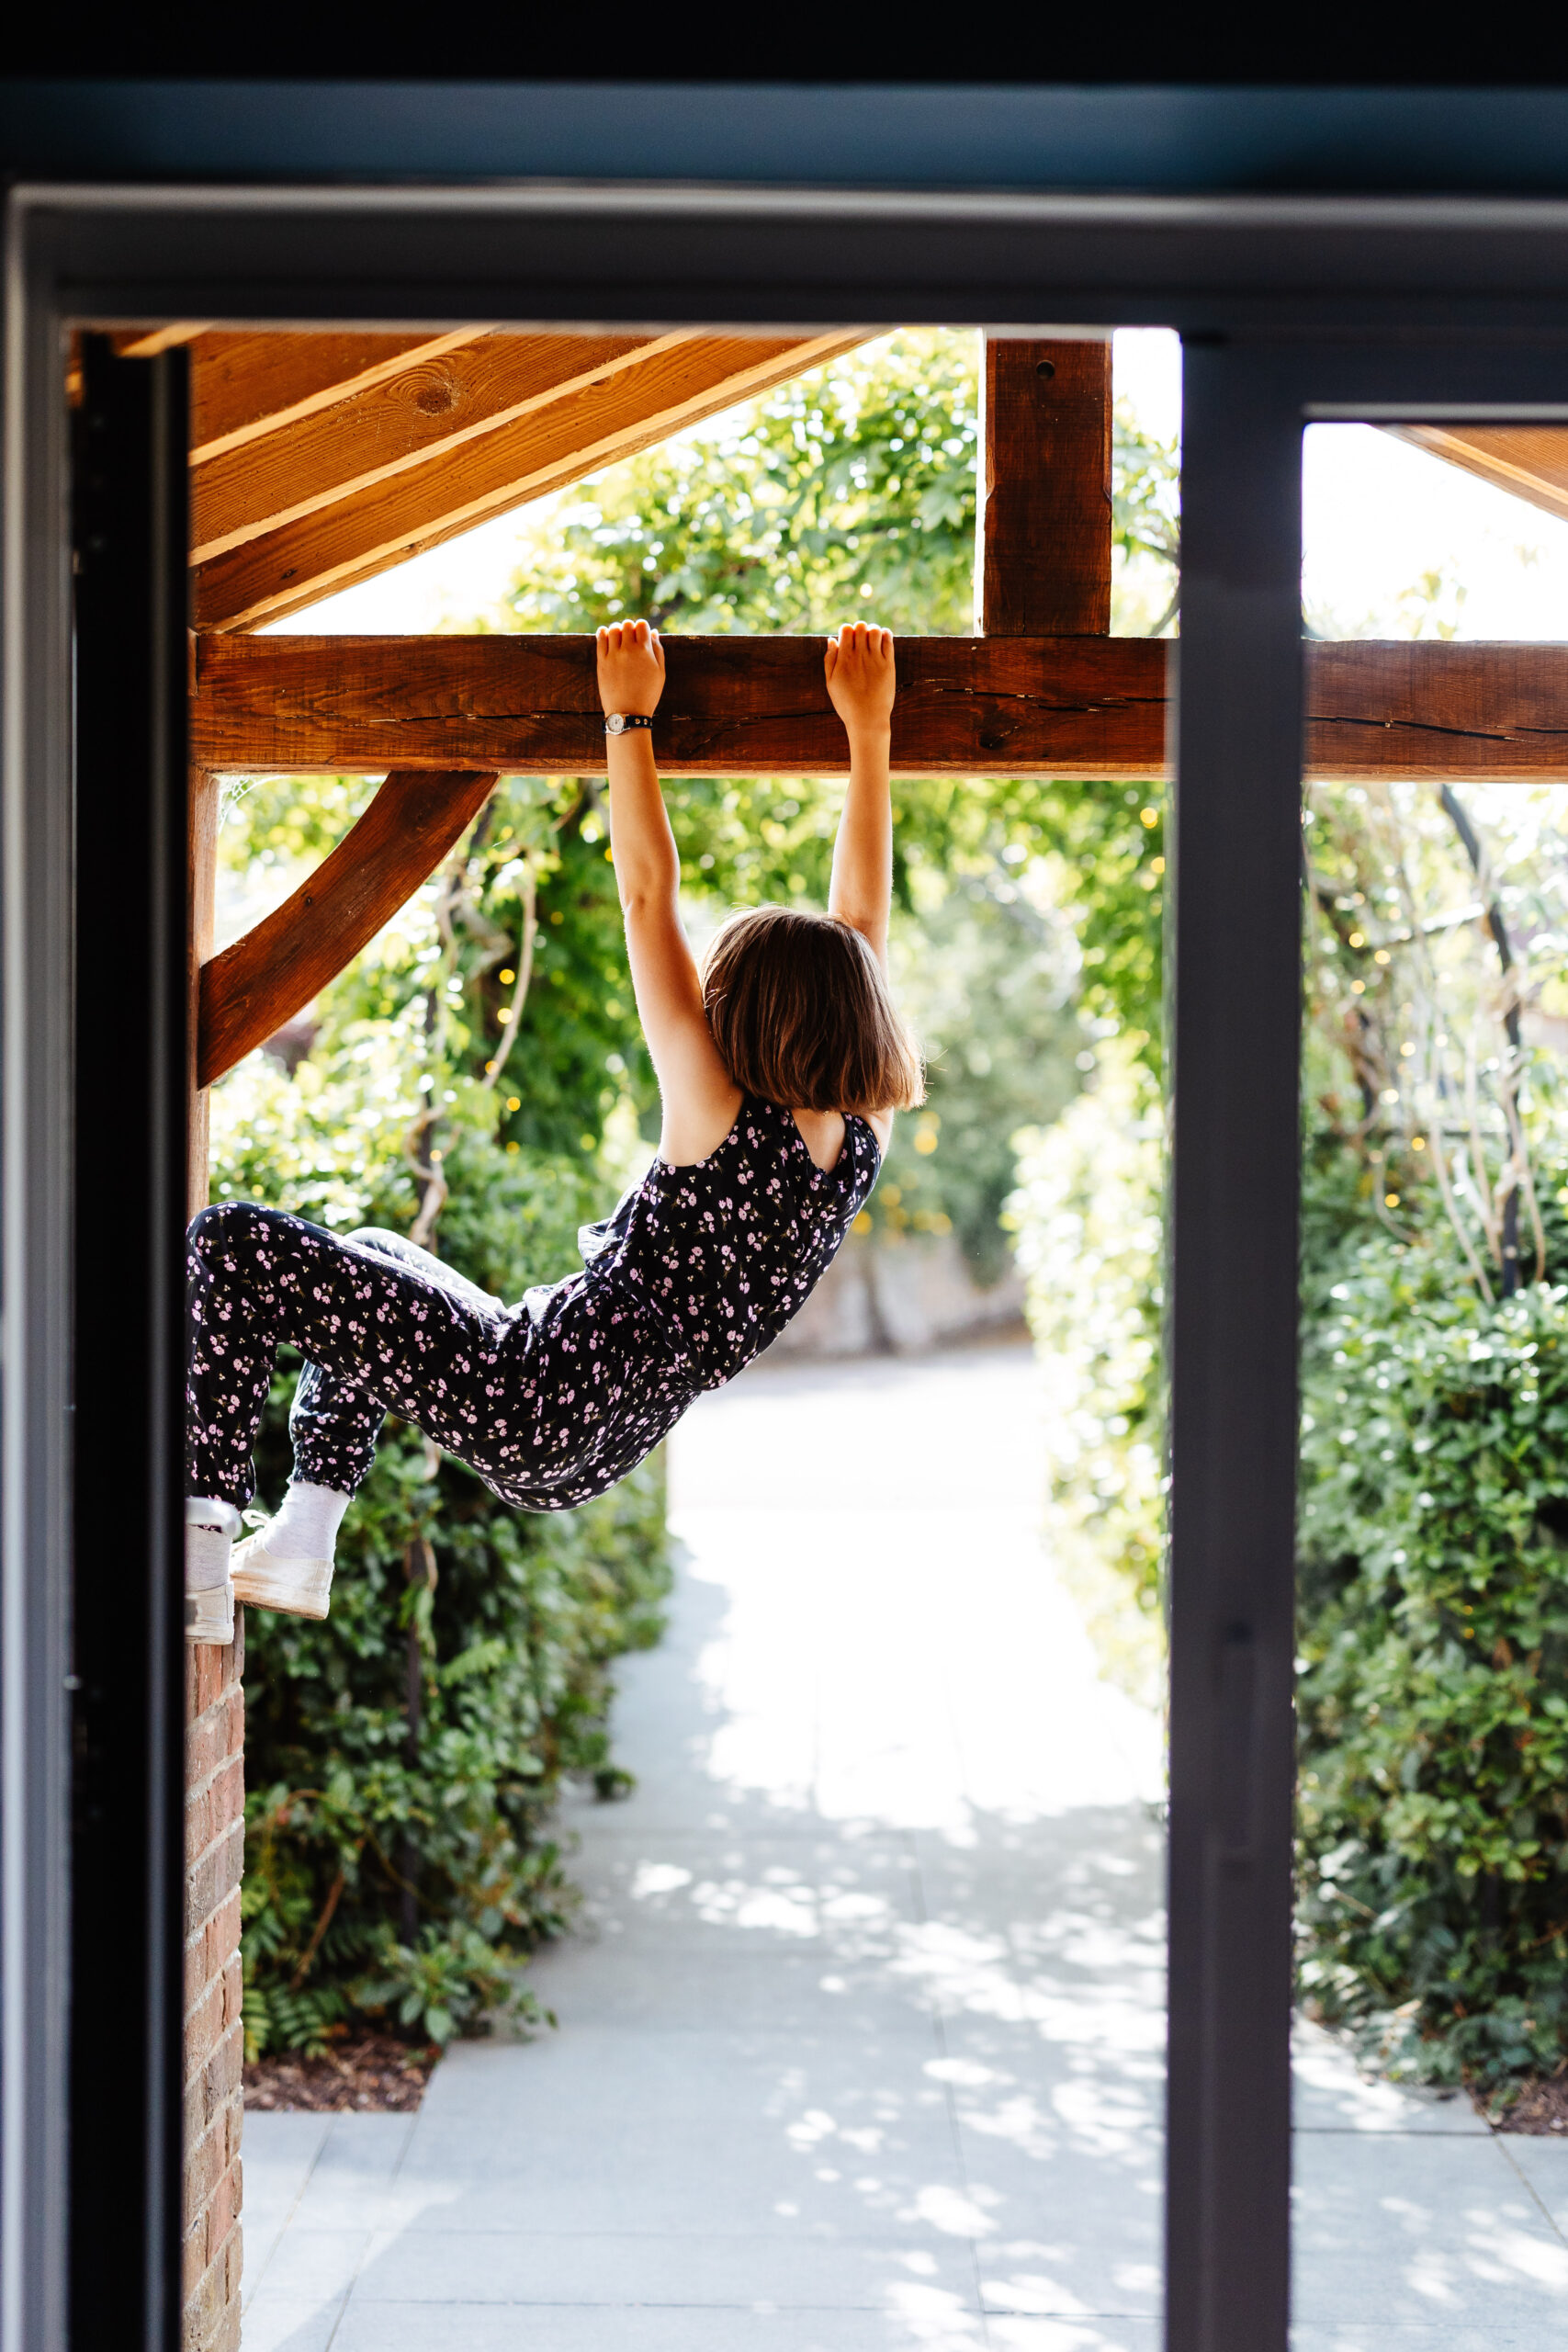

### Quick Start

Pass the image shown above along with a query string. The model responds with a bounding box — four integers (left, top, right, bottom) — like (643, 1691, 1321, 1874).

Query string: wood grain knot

(405, 371, 459, 417)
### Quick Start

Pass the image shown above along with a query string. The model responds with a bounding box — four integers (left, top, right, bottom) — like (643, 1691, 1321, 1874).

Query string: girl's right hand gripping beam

(596, 619, 667, 717)
(824, 622, 897, 737)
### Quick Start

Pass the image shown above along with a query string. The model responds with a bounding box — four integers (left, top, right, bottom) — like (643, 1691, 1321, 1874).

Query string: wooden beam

(193, 331, 870, 632)
(192, 630, 1568, 781)
(189, 329, 491, 462)
(979, 335, 1112, 636)
(197, 769, 497, 1088)
(1305, 639, 1568, 775)
(188, 766, 220, 1213)
(192, 630, 1168, 778)
(1386, 424, 1568, 532)
(190, 333, 672, 560)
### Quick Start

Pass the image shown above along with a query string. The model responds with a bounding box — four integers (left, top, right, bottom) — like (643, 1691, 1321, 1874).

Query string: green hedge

(1297, 1213, 1568, 2088)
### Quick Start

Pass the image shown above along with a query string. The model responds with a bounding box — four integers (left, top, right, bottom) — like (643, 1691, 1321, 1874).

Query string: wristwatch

(604, 713, 655, 736)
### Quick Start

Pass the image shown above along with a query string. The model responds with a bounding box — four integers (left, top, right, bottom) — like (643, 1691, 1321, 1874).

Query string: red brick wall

(183, 1609, 245, 2352)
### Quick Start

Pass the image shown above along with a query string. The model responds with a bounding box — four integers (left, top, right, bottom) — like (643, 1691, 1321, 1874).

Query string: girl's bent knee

(187, 1200, 274, 1255)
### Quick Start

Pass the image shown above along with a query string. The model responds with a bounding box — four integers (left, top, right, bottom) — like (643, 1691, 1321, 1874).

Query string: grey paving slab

(1292, 2332, 1562, 2351)
(957, 2139, 1162, 2310)
(423, 2024, 950, 2132)
(1292, 2022, 1489, 2137)
(524, 1934, 945, 2037)
(1499, 2131, 1568, 2234)
(276, 2111, 414, 2230)
(986, 2324, 1161, 2352)
(246, 2226, 374, 2305)
(239, 2112, 330, 2290)
(231, 2297, 344, 2352)
(388, 2112, 970, 2241)
(351, 2223, 984, 2312)
(333, 2303, 990, 2351)
(1292, 2129, 1568, 2326)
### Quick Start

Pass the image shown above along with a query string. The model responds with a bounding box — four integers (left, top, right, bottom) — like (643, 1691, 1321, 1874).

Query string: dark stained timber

(193, 632, 1568, 780)
(980, 335, 1113, 636)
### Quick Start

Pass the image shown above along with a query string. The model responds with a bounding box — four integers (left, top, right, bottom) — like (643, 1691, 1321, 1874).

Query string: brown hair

(701, 904, 924, 1115)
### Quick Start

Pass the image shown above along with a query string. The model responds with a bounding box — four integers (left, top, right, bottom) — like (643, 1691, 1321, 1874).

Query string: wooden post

(183, 763, 246, 2352)
(188, 767, 219, 1216)
(977, 334, 1113, 637)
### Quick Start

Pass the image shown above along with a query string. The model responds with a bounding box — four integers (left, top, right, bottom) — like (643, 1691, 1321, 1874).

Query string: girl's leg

(186, 1202, 509, 1509)
(287, 1225, 503, 1489)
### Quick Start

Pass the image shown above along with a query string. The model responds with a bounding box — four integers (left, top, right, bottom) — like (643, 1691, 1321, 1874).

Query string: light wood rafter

(190, 328, 870, 630)
(192, 630, 1568, 782)
(189, 330, 491, 459)
(1388, 424, 1568, 531)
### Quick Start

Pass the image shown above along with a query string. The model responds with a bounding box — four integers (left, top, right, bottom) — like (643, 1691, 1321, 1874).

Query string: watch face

(606, 714, 625, 734)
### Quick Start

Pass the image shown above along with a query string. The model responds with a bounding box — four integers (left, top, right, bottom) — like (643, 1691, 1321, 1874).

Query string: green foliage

(1008, 1040, 1166, 1707)
(503, 333, 982, 639)
(883, 867, 1079, 1281)
(1297, 1224, 1568, 2088)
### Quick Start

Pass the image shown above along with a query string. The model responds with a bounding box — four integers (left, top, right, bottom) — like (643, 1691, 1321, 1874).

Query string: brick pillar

(183, 1623, 246, 2350)
(184, 760, 246, 2349)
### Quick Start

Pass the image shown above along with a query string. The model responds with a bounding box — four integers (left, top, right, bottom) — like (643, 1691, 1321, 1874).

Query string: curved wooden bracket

(197, 769, 499, 1089)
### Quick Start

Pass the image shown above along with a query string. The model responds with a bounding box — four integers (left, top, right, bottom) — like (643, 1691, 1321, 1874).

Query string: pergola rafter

(185, 326, 871, 629)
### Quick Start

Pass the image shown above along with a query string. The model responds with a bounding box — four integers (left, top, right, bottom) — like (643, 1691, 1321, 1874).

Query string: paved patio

(243, 1343, 1568, 2350)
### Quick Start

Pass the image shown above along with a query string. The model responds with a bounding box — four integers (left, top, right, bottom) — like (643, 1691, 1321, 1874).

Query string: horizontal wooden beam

(193, 330, 869, 632)
(191, 631, 1568, 781)
(198, 768, 496, 1088)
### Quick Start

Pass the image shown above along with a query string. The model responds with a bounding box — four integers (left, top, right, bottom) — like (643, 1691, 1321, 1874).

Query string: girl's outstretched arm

(824, 624, 897, 967)
(597, 622, 739, 1164)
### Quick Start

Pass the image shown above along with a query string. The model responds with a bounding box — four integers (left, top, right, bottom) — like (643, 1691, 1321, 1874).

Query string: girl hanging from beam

(183, 621, 920, 1639)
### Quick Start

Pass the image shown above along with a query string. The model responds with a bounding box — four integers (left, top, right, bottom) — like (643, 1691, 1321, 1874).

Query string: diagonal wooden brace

(198, 768, 498, 1088)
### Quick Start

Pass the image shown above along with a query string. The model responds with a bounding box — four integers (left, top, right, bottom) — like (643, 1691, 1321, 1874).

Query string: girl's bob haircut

(701, 904, 924, 1115)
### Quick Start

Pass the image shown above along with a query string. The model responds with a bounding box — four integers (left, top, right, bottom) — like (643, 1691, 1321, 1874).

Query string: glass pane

(195, 322, 1180, 2349)
(1295, 421, 1568, 2341)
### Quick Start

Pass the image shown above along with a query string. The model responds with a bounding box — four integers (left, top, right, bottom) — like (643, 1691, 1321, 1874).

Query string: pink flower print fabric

(185, 1098, 880, 1516)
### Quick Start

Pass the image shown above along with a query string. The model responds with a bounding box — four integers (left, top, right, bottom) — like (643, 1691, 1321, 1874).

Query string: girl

(184, 620, 920, 1643)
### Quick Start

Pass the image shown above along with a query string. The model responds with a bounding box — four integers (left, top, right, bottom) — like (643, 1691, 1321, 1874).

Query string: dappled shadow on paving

(240, 1348, 1568, 2351)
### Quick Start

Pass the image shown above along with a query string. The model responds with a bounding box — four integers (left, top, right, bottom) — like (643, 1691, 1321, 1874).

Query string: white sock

(265, 1480, 351, 1561)
(186, 1497, 240, 1589)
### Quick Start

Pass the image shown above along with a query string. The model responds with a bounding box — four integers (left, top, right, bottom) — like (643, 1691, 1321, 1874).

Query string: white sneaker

(186, 1580, 234, 1645)
(231, 1529, 333, 1621)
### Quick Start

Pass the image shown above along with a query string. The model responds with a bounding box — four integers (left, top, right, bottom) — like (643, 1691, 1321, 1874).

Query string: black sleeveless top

(506, 1096, 880, 1510)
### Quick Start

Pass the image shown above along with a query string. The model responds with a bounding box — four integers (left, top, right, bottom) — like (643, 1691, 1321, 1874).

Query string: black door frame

(9, 181, 1568, 2352)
